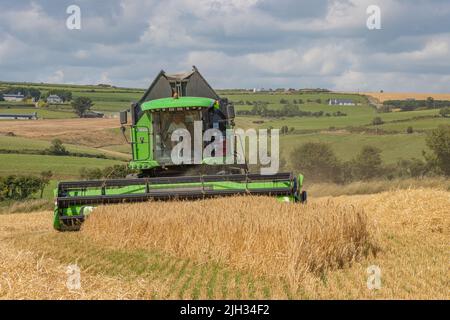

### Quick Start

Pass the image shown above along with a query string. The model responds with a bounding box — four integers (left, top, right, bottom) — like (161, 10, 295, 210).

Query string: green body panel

(129, 112, 157, 169)
(141, 97, 214, 111)
(53, 208, 61, 230)
(298, 174, 304, 188)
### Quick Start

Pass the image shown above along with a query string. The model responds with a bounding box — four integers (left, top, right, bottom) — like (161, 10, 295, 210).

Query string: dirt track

(0, 118, 119, 138)
(0, 118, 125, 147)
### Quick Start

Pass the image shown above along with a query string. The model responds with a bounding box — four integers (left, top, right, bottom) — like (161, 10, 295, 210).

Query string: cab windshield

(153, 110, 202, 164)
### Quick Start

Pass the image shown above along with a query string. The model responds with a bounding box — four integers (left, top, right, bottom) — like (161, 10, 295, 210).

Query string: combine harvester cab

(53, 67, 306, 231)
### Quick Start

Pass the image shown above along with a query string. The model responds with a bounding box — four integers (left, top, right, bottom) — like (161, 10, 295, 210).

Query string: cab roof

(141, 97, 215, 111)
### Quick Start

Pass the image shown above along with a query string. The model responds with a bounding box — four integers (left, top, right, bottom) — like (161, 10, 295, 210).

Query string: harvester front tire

(300, 190, 307, 203)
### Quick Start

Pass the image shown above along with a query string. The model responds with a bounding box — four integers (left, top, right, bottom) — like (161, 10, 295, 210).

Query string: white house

(3, 93, 25, 102)
(47, 94, 63, 104)
(328, 98, 355, 106)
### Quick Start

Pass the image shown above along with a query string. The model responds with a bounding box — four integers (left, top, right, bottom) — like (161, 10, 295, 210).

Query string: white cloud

(246, 43, 358, 76)
(0, 34, 27, 61)
(74, 50, 89, 59)
(331, 70, 450, 93)
(46, 70, 65, 83)
(0, 0, 449, 92)
(99, 72, 112, 85)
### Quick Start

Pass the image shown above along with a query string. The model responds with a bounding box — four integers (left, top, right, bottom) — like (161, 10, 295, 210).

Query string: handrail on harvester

(55, 172, 296, 208)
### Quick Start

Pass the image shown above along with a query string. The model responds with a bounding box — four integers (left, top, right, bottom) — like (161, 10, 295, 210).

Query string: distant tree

(36, 100, 48, 108)
(426, 97, 435, 108)
(46, 139, 69, 156)
(71, 96, 93, 117)
(79, 167, 103, 180)
(351, 146, 383, 180)
(424, 125, 450, 176)
(4, 87, 41, 100)
(333, 111, 347, 117)
(24, 94, 34, 103)
(39, 171, 53, 198)
(378, 105, 391, 113)
(102, 165, 133, 179)
(53, 90, 72, 102)
(439, 107, 450, 117)
(78, 165, 133, 180)
(290, 142, 341, 183)
(315, 98, 322, 104)
(0, 175, 42, 200)
(372, 116, 384, 125)
(280, 125, 289, 135)
(406, 126, 414, 134)
(396, 159, 429, 178)
(0, 93, 4, 101)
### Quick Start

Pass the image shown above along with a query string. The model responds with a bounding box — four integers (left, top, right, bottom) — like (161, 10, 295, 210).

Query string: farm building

(3, 93, 25, 102)
(328, 98, 355, 106)
(0, 112, 38, 120)
(47, 94, 63, 104)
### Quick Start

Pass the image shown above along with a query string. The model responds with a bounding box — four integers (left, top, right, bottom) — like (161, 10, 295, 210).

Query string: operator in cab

(166, 113, 188, 150)
(167, 113, 187, 137)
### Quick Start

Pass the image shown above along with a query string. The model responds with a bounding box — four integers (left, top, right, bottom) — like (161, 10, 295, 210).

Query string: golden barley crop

(363, 92, 450, 102)
(82, 196, 378, 289)
(1, 187, 448, 299)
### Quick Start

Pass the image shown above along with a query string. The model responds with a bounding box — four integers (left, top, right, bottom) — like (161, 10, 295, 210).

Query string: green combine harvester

(54, 67, 306, 231)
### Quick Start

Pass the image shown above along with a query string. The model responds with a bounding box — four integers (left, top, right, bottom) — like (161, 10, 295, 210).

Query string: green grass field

(375, 117, 449, 131)
(280, 132, 428, 165)
(235, 108, 442, 131)
(0, 107, 76, 119)
(0, 154, 124, 178)
(0, 135, 129, 160)
(71, 91, 142, 112)
(1, 81, 144, 113)
(226, 92, 368, 106)
(1, 81, 447, 181)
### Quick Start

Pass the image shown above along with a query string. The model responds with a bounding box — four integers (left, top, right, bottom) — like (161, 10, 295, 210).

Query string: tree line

(0, 164, 133, 203)
(289, 125, 450, 183)
(237, 104, 346, 118)
(383, 97, 450, 111)
(0, 87, 42, 100)
(0, 171, 52, 201)
(79, 165, 135, 180)
(234, 98, 325, 106)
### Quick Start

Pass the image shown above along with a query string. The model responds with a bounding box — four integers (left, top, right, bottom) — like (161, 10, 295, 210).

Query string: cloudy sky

(0, 0, 449, 92)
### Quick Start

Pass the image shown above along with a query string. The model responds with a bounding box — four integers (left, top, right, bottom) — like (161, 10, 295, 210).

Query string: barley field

(0, 188, 448, 299)
(364, 92, 450, 102)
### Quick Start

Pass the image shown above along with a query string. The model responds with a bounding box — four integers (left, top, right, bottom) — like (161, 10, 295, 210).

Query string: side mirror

(226, 104, 235, 120)
(120, 111, 127, 125)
